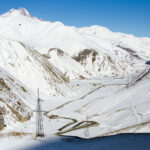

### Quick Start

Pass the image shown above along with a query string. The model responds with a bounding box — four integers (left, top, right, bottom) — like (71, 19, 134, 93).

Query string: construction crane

(35, 89, 45, 138)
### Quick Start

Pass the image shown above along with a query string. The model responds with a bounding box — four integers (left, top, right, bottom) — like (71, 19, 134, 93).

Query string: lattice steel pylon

(36, 89, 44, 138)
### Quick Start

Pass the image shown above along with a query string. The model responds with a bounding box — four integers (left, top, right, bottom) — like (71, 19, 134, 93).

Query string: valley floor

(0, 73, 150, 150)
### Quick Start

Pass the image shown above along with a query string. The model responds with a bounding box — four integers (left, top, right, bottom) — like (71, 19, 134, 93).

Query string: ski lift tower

(35, 89, 45, 138)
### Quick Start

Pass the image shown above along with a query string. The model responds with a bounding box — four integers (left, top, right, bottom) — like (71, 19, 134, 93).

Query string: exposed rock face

(72, 49, 139, 77)
(4, 7, 33, 18)
(73, 49, 98, 64)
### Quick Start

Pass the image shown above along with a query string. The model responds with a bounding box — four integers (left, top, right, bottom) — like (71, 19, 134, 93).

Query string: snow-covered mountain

(0, 8, 150, 79)
(0, 8, 150, 145)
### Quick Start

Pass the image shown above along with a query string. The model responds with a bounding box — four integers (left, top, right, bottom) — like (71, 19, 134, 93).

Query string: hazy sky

(0, 0, 150, 37)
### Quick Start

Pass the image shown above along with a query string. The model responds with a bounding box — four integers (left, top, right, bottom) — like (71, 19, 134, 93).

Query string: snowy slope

(46, 66, 150, 138)
(0, 37, 74, 98)
(1, 8, 150, 56)
(0, 67, 34, 129)
(45, 48, 91, 79)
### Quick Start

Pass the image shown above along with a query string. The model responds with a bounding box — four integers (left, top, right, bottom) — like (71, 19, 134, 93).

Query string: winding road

(44, 83, 126, 135)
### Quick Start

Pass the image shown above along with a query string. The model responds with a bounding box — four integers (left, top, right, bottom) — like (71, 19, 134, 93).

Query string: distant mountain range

(0, 8, 150, 81)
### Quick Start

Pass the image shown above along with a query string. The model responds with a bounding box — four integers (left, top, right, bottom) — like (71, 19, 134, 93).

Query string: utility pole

(36, 88, 44, 138)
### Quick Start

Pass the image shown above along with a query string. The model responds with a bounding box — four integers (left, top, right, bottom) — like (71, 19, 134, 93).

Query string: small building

(145, 61, 150, 65)
(49, 115, 59, 119)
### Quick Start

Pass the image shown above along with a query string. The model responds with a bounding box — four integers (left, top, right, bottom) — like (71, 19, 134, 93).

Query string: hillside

(0, 37, 74, 98)
(0, 67, 34, 130)
(46, 66, 150, 138)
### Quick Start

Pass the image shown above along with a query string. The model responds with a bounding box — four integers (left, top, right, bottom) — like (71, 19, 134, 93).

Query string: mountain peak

(18, 7, 32, 17)
(2, 7, 33, 18)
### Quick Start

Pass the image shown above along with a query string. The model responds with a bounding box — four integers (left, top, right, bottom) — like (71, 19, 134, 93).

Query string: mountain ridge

(0, 8, 150, 79)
